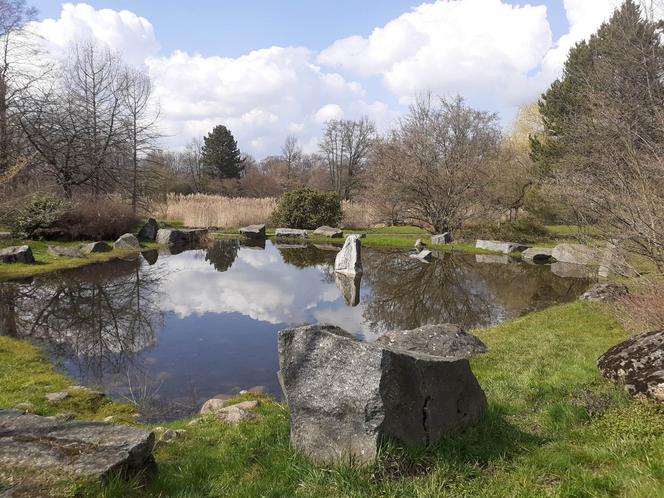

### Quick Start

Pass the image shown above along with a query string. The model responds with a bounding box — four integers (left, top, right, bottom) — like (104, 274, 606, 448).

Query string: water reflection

(0, 241, 591, 420)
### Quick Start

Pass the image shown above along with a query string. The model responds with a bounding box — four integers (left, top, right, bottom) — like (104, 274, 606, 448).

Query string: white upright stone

(335, 235, 362, 275)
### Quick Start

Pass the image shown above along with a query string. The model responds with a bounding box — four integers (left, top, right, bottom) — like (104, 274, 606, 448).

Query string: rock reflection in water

(0, 241, 591, 421)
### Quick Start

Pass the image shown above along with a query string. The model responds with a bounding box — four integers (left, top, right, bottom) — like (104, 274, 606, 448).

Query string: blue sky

(28, 1, 623, 156)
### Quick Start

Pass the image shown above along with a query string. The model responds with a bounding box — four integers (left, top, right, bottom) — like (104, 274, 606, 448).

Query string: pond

(0, 240, 592, 421)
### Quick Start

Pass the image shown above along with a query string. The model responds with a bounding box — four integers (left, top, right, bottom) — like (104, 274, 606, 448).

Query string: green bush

(10, 194, 70, 237)
(270, 188, 342, 230)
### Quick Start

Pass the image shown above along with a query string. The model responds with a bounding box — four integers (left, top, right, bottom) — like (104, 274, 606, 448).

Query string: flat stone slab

(47, 246, 86, 259)
(275, 228, 308, 238)
(313, 226, 343, 238)
(0, 231, 11, 240)
(0, 410, 155, 481)
(240, 224, 266, 239)
(476, 240, 530, 254)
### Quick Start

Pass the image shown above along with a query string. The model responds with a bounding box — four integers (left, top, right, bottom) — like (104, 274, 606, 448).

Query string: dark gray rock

(0, 410, 155, 481)
(275, 228, 308, 238)
(431, 233, 452, 245)
(476, 240, 530, 254)
(113, 233, 140, 250)
(47, 246, 86, 259)
(522, 247, 555, 263)
(138, 218, 159, 241)
(278, 325, 487, 463)
(598, 330, 664, 402)
(0, 246, 35, 264)
(334, 272, 362, 306)
(313, 226, 343, 238)
(240, 224, 266, 239)
(375, 324, 489, 359)
(334, 234, 362, 275)
(580, 283, 629, 302)
(551, 243, 599, 266)
(81, 241, 112, 254)
(156, 228, 208, 246)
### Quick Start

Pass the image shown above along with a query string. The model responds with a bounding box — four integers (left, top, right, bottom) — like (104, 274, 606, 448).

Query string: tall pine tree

(201, 125, 245, 179)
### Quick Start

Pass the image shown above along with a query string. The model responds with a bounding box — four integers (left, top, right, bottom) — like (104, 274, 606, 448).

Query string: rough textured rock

(313, 226, 343, 238)
(375, 324, 489, 359)
(81, 241, 112, 254)
(0, 410, 155, 481)
(138, 218, 159, 241)
(278, 325, 487, 463)
(334, 272, 362, 306)
(551, 243, 599, 266)
(47, 246, 86, 259)
(550, 262, 598, 279)
(334, 234, 363, 275)
(414, 239, 425, 251)
(0, 245, 35, 264)
(476, 240, 530, 254)
(431, 233, 452, 245)
(475, 254, 514, 265)
(409, 249, 433, 262)
(522, 247, 555, 263)
(45, 392, 70, 403)
(156, 228, 208, 246)
(580, 283, 629, 302)
(275, 228, 308, 238)
(240, 224, 267, 239)
(599, 242, 637, 278)
(113, 233, 140, 250)
(598, 330, 664, 402)
(199, 398, 227, 415)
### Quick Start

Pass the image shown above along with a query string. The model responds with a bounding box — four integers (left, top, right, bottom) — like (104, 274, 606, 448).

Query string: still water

(0, 240, 591, 420)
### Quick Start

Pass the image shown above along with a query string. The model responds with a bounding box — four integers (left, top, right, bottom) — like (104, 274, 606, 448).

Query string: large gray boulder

(47, 246, 86, 259)
(522, 247, 555, 263)
(240, 224, 266, 239)
(113, 233, 140, 250)
(375, 324, 489, 359)
(278, 325, 487, 463)
(432, 233, 452, 245)
(0, 245, 35, 264)
(81, 241, 112, 254)
(475, 240, 529, 254)
(313, 226, 343, 238)
(334, 234, 362, 275)
(156, 228, 208, 246)
(551, 243, 599, 266)
(275, 228, 307, 238)
(0, 410, 155, 481)
(598, 330, 664, 402)
(138, 218, 159, 241)
(599, 242, 636, 278)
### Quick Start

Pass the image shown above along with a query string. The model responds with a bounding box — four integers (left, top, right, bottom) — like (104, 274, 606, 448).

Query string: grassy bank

(1, 302, 662, 497)
(0, 239, 162, 281)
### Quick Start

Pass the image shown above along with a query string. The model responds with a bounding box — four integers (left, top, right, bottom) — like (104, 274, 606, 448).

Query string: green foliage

(461, 218, 549, 244)
(201, 125, 245, 179)
(9, 194, 69, 236)
(270, 188, 342, 229)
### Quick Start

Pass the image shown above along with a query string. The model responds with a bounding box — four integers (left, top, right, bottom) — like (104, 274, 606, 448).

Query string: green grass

(0, 239, 162, 281)
(2, 302, 662, 497)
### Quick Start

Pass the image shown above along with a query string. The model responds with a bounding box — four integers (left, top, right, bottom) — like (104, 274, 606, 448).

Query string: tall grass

(159, 194, 382, 229)
(158, 194, 277, 228)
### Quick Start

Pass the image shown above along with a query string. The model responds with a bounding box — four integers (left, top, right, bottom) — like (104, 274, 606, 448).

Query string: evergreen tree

(201, 125, 245, 179)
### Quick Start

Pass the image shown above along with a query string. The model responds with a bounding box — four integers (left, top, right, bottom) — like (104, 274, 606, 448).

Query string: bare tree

(319, 116, 375, 199)
(369, 95, 501, 234)
(281, 135, 301, 184)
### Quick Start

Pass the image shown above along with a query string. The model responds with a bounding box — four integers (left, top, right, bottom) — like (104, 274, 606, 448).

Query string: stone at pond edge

(240, 224, 267, 239)
(0, 409, 155, 481)
(522, 247, 555, 263)
(275, 228, 308, 238)
(334, 234, 362, 275)
(551, 243, 600, 266)
(138, 218, 159, 241)
(598, 330, 664, 402)
(580, 283, 629, 302)
(47, 245, 86, 259)
(476, 240, 530, 254)
(313, 226, 343, 238)
(81, 241, 112, 254)
(0, 245, 35, 264)
(114, 233, 140, 249)
(432, 233, 452, 245)
(45, 392, 70, 403)
(156, 228, 209, 246)
(375, 324, 489, 359)
(278, 325, 487, 464)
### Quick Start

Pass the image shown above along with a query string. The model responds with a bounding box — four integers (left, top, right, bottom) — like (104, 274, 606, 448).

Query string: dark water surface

(0, 240, 591, 421)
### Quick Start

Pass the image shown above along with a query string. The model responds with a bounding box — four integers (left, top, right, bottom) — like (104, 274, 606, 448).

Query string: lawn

(1, 302, 662, 497)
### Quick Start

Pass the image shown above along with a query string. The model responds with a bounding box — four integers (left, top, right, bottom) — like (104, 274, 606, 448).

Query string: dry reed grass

(158, 194, 380, 229)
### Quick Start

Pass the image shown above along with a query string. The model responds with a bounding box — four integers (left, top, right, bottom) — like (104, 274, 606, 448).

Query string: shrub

(56, 199, 140, 240)
(10, 194, 70, 236)
(270, 188, 342, 229)
(460, 218, 549, 244)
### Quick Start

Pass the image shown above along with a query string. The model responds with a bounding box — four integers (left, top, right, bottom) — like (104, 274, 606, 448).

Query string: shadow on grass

(373, 403, 545, 481)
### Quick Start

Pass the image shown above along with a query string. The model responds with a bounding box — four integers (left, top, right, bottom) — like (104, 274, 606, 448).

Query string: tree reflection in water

(205, 239, 240, 272)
